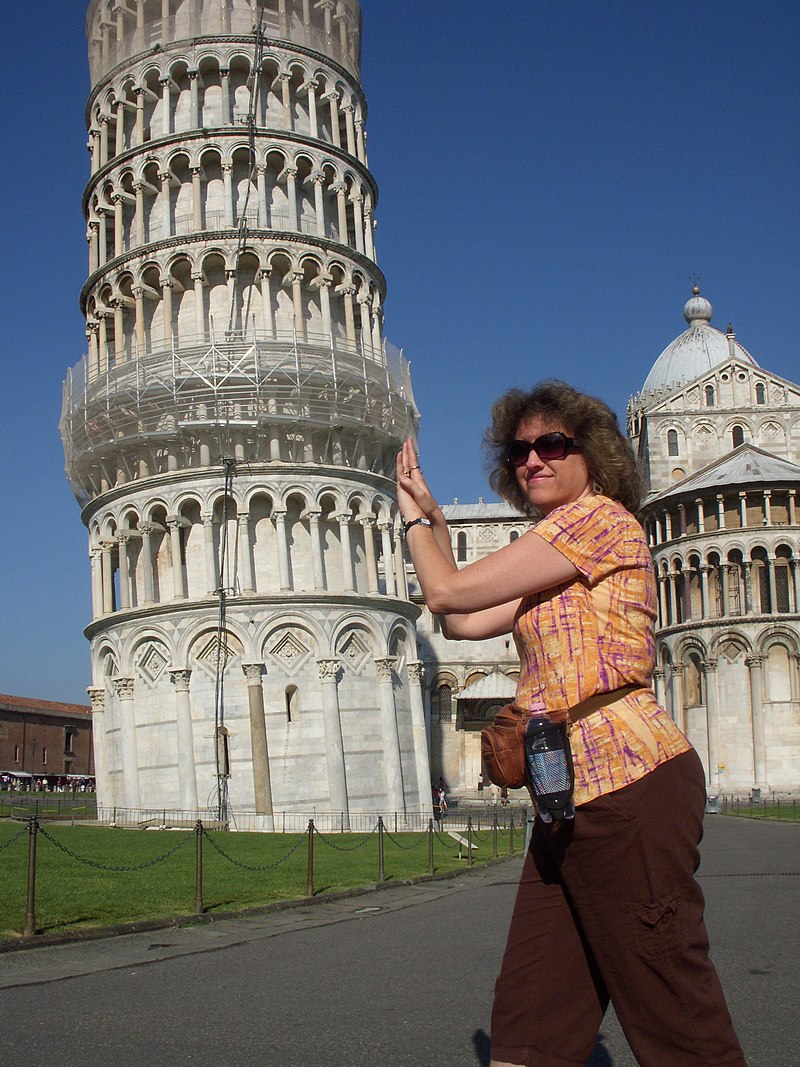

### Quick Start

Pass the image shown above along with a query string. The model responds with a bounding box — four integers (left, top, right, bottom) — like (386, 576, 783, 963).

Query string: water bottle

(524, 714, 575, 822)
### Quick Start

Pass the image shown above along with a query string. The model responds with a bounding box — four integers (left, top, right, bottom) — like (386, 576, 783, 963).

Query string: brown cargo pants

(490, 749, 747, 1066)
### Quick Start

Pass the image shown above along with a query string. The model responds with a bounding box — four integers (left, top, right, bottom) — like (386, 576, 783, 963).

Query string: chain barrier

(383, 827, 430, 851)
(201, 826, 306, 871)
(0, 823, 30, 852)
(37, 823, 195, 872)
(313, 822, 380, 851)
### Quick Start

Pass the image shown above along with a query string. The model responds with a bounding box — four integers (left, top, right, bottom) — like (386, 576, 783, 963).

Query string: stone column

(134, 183, 145, 246)
(342, 103, 356, 154)
(220, 68, 231, 123)
(739, 491, 747, 528)
(702, 659, 720, 794)
(285, 167, 298, 229)
(408, 661, 432, 813)
(763, 489, 772, 526)
(221, 162, 234, 227)
(695, 498, 705, 533)
(201, 514, 220, 597)
(138, 522, 156, 603)
(188, 69, 199, 126)
(319, 275, 333, 338)
(256, 166, 268, 227)
(111, 194, 122, 256)
(323, 89, 340, 147)
(305, 510, 325, 590)
(311, 171, 326, 237)
(652, 666, 666, 709)
(379, 522, 395, 595)
(169, 669, 199, 812)
(114, 677, 141, 810)
(289, 270, 305, 339)
(279, 71, 293, 130)
(159, 170, 172, 237)
(341, 285, 356, 343)
(160, 277, 173, 346)
(133, 286, 146, 354)
(336, 512, 355, 592)
(699, 565, 710, 617)
(393, 521, 408, 598)
(192, 269, 205, 338)
(90, 548, 103, 619)
(166, 517, 186, 598)
(375, 657, 405, 814)
(318, 659, 349, 826)
(243, 664, 273, 824)
(191, 166, 203, 230)
(101, 540, 114, 613)
(333, 181, 347, 241)
(789, 488, 797, 526)
(668, 660, 685, 733)
(159, 75, 172, 135)
(273, 510, 292, 590)
(746, 655, 769, 793)
(718, 564, 729, 616)
(359, 517, 380, 593)
(303, 79, 319, 137)
(135, 87, 145, 144)
(667, 573, 678, 624)
(116, 534, 130, 609)
(766, 556, 777, 613)
(87, 686, 110, 806)
(350, 192, 364, 254)
(237, 512, 254, 592)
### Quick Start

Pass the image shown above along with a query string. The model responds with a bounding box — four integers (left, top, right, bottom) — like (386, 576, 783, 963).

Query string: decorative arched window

(704, 384, 715, 407)
(285, 685, 298, 722)
(755, 383, 766, 405)
(435, 683, 453, 722)
(667, 429, 679, 456)
(216, 726, 230, 777)
(731, 425, 744, 448)
(456, 531, 467, 562)
(685, 652, 704, 706)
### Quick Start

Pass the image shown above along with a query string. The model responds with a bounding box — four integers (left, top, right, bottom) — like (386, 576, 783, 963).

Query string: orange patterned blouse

(513, 493, 692, 806)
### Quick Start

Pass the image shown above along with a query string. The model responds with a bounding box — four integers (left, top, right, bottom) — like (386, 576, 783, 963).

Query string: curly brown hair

(484, 380, 644, 517)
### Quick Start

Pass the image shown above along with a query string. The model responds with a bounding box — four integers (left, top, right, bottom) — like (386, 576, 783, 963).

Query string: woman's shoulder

(536, 494, 643, 537)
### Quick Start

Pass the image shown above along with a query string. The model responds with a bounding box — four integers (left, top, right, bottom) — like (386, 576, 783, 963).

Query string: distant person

(397, 381, 745, 1066)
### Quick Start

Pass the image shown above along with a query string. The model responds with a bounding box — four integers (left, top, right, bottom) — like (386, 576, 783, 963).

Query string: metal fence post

(306, 819, 315, 897)
(194, 820, 204, 915)
(467, 815, 473, 867)
(492, 812, 498, 858)
(378, 816, 385, 882)
(428, 818, 434, 876)
(509, 809, 515, 854)
(24, 816, 38, 938)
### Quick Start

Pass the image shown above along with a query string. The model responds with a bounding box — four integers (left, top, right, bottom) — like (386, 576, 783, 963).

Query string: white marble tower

(60, 0, 431, 828)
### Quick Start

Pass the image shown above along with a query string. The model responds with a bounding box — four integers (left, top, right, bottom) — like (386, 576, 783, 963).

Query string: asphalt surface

(0, 816, 797, 1066)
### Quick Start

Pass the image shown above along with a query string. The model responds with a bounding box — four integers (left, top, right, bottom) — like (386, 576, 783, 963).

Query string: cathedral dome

(640, 288, 758, 395)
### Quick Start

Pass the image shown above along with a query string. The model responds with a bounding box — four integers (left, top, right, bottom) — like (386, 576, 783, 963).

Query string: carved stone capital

(242, 663, 264, 685)
(87, 686, 106, 711)
(374, 657, 396, 680)
(318, 658, 341, 682)
(745, 655, 763, 670)
(113, 676, 135, 699)
(169, 669, 192, 692)
(408, 660, 424, 684)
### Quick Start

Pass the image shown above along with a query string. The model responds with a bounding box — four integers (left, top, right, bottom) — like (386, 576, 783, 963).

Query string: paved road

(0, 816, 797, 1066)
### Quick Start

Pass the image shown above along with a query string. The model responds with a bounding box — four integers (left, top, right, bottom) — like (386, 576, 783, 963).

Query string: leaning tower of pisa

(60, 0, 430, 828)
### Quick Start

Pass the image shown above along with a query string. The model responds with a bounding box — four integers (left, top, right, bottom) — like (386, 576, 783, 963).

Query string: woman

(396, 381, 745, 1067)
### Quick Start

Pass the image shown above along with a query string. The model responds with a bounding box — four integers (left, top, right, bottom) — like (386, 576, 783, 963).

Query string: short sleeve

(532, 496, 650, 585)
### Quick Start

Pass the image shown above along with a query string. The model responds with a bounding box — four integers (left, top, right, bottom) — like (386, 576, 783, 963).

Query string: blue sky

(0, 1, 797, 704)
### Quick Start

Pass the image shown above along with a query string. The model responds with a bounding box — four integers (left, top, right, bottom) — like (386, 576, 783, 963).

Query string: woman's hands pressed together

(395, 437, 438, 526)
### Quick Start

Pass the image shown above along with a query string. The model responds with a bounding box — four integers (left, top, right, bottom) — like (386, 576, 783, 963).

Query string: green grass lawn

(0, 820, 516, 939)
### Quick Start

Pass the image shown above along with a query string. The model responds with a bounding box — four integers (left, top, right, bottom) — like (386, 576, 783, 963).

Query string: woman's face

(512, 416, 592, 515)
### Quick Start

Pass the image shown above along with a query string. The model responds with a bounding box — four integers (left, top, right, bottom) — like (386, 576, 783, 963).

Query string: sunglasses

(505, 432, 581, 466)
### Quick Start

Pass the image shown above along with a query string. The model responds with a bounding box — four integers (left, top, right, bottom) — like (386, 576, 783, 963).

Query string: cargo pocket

(630, 895, 682, 960)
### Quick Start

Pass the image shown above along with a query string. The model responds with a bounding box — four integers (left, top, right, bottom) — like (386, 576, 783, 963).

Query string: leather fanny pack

(480, 684, 645, 790)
